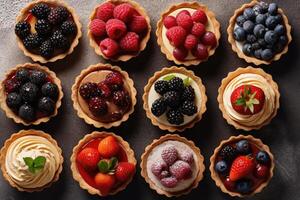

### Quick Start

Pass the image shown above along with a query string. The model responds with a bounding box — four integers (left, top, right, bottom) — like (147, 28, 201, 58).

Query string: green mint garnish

(98, 157, 118, 174)
(163, 74, 175, 81)
(183, 77, 191, 87)
(23, 156, 46, 173)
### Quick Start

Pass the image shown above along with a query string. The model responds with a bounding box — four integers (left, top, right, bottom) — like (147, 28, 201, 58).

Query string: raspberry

(99, 38, 119, 58)
(166, 109, 184, 125)
(90, 19, 106, 37)
(202, 31, 217, 47)
(176, 10, 191, 17)
(161, 145, 178, 166)
(88, 97, 108, 116)
(113, 3, 134, 23)
(173, 47, 188, 61)
(119, 32, 140, 52)
(98, 81, 112, 98)
(192, 9, 207, 24)
(179, 151, 194, 164)
(169, 160, 192, 180)
(160, 177, 178, 188)
(48, 6, 69, 25)
(15, 21, 30, 39)
(61, 21, 77, 36)
(4, 79, 21, 93)
(184, 34, 198, 50)
(23, 34, 43, 50)
(154, 80, 169, 95)
(176, 12, 193, 31)
(105, 71, 123, 89)
(38, 97, 55, 115)
(31, 3, 50, 19)
(129, 15, 148, 34)
(151, 160, 168, 178)
(168, 77, 184, 92)
(192, 43, 208, 60)
(151, 98, 167, 117)
(112, 90, 130, 108)
(180, 100, 197, 116)
(166, 26, 187, 47)
(6, 92, 22, 109)
(79, 82, 99, 99)
(159, 171, 170, 179)
(163, 91, 181, 108)
(163, 16, 177, 29)
(96, 2, 115, 22)
(220, 145, 238, 162)
(106, 19, 127, 40)
(39, 40, 54, 58)
(182, 85, 195, 101)
(191, 22, 206, 38)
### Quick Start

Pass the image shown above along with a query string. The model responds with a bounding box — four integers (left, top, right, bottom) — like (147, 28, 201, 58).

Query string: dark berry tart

(72, 63, 137, 128)
(0, 63, 63, 125)
(210, 135, 274, 197)
(228, 1, 292, 65)
(15, 0, 82, 63)
(143, 66, 207, 132)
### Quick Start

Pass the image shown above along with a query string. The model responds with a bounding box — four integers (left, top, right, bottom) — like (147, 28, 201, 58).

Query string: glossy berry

(41, 82, 59, 100)
(182, 85, 195, 101)
(112, 90, 130, 108)
(151, 98, 167, 117)
(180, 101, 197, 116)
(160, 177, 178, 188)
(161, 145, 178, 166)
(220, 145, 237, 162)
(18, 104, 35, 122)
(105, 71, 123, 89)
(192, 43, 208, 60)
(176, 10, 190, 17)
(15, 21, 30, 39)
(224, 176, 235, 191)
(192, 9, 207, 24)
(243, 20, 254, 33)
(31, 3, 50, 19)
(163, 91, 181, 108)
(100, 38, 119, 58)
(170, 160, 192, 180)
(20, 82, 39, 103)
(77, 147, 101, 170)
(154, 80, 169, 95)
(242, 43, 253, 56)
(115, 162, 135, 182)
(79, 82, 99, 99)
(4, 79, 21, 93)
(50, 30, 70, 50)
(253, 4, 263, 15)
(176, 12, 193, 31)
(253, 24, 266, 38)
(201, 31, 217, 47)
(255, 164, 269, 178)
(29, 70, 47, 85)
(256, 151, 270, 164)
(265, 30, 278, 45)
(184, 34, 198, 50)
(98, 81, 112, 98)
(191, 22, 205, 38)
(6, 92, 22, 109)
(215, 160, 228, 174)
(15, 68, 30, 83)
(274, 24, 285, 36)
(23, 34, 43, 50)
(229, 156, 255, 182)
(38, 97, 55, 115)
(173, 47, 188, 61)
(35, 19, 51, 36)
(236, 15, 246, 27)
(278, 35, 288, 46)
(236, 180, 253, 194)
(233, 27, 246, 41)
(98, 135, 120, 158)
(39, 40, 54, 58)
(94, 173, 115, 195)
(259, 2, 269, 12)
(246, 34, 257, 44)
(166, 26, 187, 47)
(254, 49, 263, 59)
(166, 109, 184, 125)
(168, 77, 184, 92)
(236, 140, 251, 154)
(261, 49, 274, 61)
(265, 16, 278, 29)
(88, 97, 108, 116)
(48, 6, 69, 25)
(256, 14, 267, 24)
(163, 16, 177, 29)
(61, 21, 77, 36)
(243, 8, 256, 20)
(268, 3, 278, 15)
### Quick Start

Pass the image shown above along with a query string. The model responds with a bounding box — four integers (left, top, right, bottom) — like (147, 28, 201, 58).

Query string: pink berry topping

(184, 34, 198, 50)
(99, 38, 119, 58)
(176, 10, 190, 17)
(191, 22, 206, 38)
(192, 43, 208, 60)
(90, 19, 106, 37)
(106, 19, 127, 40)
(96, 2, 115, 22)
(120, 32, 140, 52)
(151, 160, 168, 178)
(192, 9, 207, 24)
(201, 31, 217, 47)
(255, 164, 269, 178)
(166, 26, 187, 47)
(176, 12, 193, 31)
(113, 3, 134, 23)
(173, 47, 188, 61)
(161, 145, 178, 166)
(129, 15, 148, 34)
(169, 160, 192, 180)
(160, 177, 178, 188)
(163, 16, 177, 29)
(179, 151, 194, 164)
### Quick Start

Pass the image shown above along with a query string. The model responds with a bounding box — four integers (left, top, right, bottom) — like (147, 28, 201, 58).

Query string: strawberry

(230, 85, 265, 115)
(229, 155, 255, 181)
(77, 147, 101, 170)
(98, 135, 120, 158)
(94, 173, 116, 195)
(115, 162, 135, 182)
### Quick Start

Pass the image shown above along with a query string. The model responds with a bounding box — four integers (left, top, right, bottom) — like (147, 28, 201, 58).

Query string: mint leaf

(33, 156, 46, 169)
(183, 77, 191, 87)
(235, 98, 246, 106)
(98, 160, 109, 173)
(163, 74, 175, 81)
(23, 157, 35, 173)
(108, 157, 118, 170)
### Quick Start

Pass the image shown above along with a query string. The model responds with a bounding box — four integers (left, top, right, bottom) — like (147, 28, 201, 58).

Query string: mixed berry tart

(71, 63, 137, 128)
(0, 129, 63, 192)
(88, 0, 151, 61)
(209, 135, 274, 197)
(156, 2, 220, 66)
(140, 134, 205, 197)
(143, 66, 207, 132)
(0, 63, 63, 126)
(228, 1, 292, 65)
(70, 131, 136, 196)
(15, 0, 82, 63)
(217, 66, 279, 131)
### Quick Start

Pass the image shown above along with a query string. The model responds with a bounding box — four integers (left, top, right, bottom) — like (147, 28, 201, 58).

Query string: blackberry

(6, 92, 22, 109)
(20, 82, 39, 103)
(180, 101, 197, 116)
(61, 20, 77, 36)
(35, 19, 52, 36)
(151, 98, 167, 117)
(15, 68, 30, 83)
(79, 82, 99, 99)
(38, 97, 55, 115)
(41, 82, 59, 100)
(182, 85, 195, 101)
(15, 21, 30, 39)
(48, 6, 69, 25)
(166, 109, 184, 125)
(31, 3, 50, 19)
(88, 97, 108, 116)
(50, 30, 70, 51)
(39, 40, 54, 58)
(112, 90, 130, 108)
(163, 91, 181, 108)
(29, 70, 47, 85)
(23, 34, 43, 50)
(18, 104, 36, 122)
(168, 77, 184, 92)
(154, 80, 169, 95)
(219, 145, 238, 162)
(4, 79, 21, 93)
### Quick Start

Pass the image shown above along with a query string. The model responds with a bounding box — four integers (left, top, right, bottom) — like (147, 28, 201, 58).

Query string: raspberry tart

(70, 131, 136, 196)
(228, 1, 292, 65)
(0, 129, 63, 192)
(15, 0, 82, 63)
(217, 66, 279, 131)
(156, 2, 220, 66)
(71, 63, 137, 128)
(0, 63, 63, 126)
(140, 134, 205, 197)
(88, 0, 151, 61)
(209, 135, 274, 197)
(143, 66, 207, 132)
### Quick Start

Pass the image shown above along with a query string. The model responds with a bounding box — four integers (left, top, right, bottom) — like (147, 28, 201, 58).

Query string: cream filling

(162, 8, 215, 60)
(223, 73, 276, 126)
(146, 141, 199, 192)
(5, 135, 60, 189)
(148, 73, 202, 126)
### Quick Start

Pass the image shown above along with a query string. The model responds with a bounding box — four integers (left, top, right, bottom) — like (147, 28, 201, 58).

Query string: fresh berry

(18, 104, 35, 122)
(98, 81, 112, 98)
(177, 10, 190, 17)
(15, 68, 30, 83)
(184, 34, 198, 50)
(215, 160, 228, 174)
(169, 160, 192, 180)
(161, 145, 178, 166)
(105, 18, 128, 39)
(15, 21, 30, 39)
(220, 145, 237, 162)
(6, 92, 22, 109)
(99, 38, 119, 58)
(242, 43, 253, 56)
(275, 14, 283, 23)
(278, 35, 288, 46)
(159, 170, 170, 179)
(246, 34, 257, 44)
(151, 98, 167, 117)
(254, 49, 263, 59)
(259, 2, 269, 12)
(77, 147, 101, 170)
(192, 43, 208, 60)
(265, 16, 278, 29)
(112, 90, 130, 108)
(4, 79, 21, 93)
(50, 30, 70, 50)
(191, 22, 205, 37)
(61, 21, 77, 36)
(180, 100, 197, 116)
(182, 85, 195, 101)
(129, 15, 148, 34)
(224, 176, 235, 191)
(98, 135, 120, 158)
(35, 19, 52, 36)
(202, 31, 217, 47)
(151, 160, 168, 178)
(176, 12, 193, 31)
(29, 70, 47, 85)
(90, 19, 106, 37)
(41, 82, 59, 100)
(236, 140, 251, 154)
(48, 6, 69, 25)
(236, 15, 246, 27)
(173, 47, 188, 61)
(229, 155, 255, 181)
(94, 173, 115, 195)
(38, 97, 55, 115)
(160, 177, 178, 188)
(31, 3, 50, 19)
(39, 40, 54, 58)
(253, 24, 266, 38)
(163, 16, 177, 29)
(274, 24, 285, 36)
(256, 14, 267, 24)
(179, 151, 194, 164)
(243, 8, 256, 20)
(20, 82, 39, 103)
(154, 80, 169, 95)
(255, 164, 269, 178)
(166, 26, 187, 47)
(268, 3, 278, 15)
(264, 30, 278, 45)
(233, 27, 246, 41)
(243, 20, 255, 33)
(230, 85, 265, 115)
(89, 97, 108, 116)
(23, 34, 43, 50)
(113, 3, 134, 23)
(79, 82, 99, 99)
(115, 162, 135, 182)
(192, 9, 207, 24)
(96, 2, 115, 22)
(168, 77, 184, 92)
(119, 32, 140, 52)
(105, 71, 123, 89)
(166, 109, 184, 125)
(256, 151, 270, 164)
(236, 179, 253, 194)
(163, 91, 181, 108)
(253, 4, 263, 15)
(261, 49, 274, 61)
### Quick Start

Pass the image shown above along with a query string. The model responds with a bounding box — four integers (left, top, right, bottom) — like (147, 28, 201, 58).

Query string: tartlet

(0, 63, 63, 126)
(88, 0, 151, 61)
(209, 135, 274, 197)
(217, 66, 279, 131)
(71, 63, 137, 128)
(227, 1, 292, 65)
(140, 134, 205, 197)
(143, 66, 207, 132)
(156, 2, 221, 66)
(15, 0, 82, 63)
(70, 131, 136, 196)
(0, 129, 63, 192)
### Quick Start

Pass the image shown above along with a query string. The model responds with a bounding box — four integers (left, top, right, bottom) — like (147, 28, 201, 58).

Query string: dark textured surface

(0, 0, 299, 199)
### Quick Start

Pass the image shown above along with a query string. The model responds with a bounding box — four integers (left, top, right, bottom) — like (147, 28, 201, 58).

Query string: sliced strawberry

(115, 162, 136, 182)
(229, 155, 255, 181)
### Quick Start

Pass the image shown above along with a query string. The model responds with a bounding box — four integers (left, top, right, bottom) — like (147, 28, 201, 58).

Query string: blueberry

(38, 97, 55, 115)
(215, 161, 228, 174)
(268, 3, 278, 15)
(265, 30, 278, 45)
(256, 151, 270, 164)
(233, 27, 246, 41)
(259, 2, 269, 13)
(278, 35, 288, 46)
(243, 20, 254, 33)
(236, 180, 253, 194)
(242, 43, 253, 56)
(243, 8, 256, 20)
(15, 68, 30, 83)
(253, 24, 266, 38)
(258, 38, 267, 47)
(6, 92, 22, 109)
(265, 16, 278, 29)
(275, 14, 283, 23)
(246, 34, 257, 44)
(252, 42, 260, 50)
(261, 49, 274, 61)
(255, 14, 267, 24)
(236, 15, 246, 27)
(18, 104, 35, 122)
(29, 70, 47, 85)
(254, 49, 263, 59)
(41, 82, 59, 100)
(253, 4, 263, 14)
(20, 82, 39, 103)
(236, 140, 251, 154)
(274, 24, 285, 36)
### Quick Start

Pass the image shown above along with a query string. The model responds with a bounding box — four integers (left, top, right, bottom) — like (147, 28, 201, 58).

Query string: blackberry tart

(0, 63, 63, 126)
(15, 0, 82, 63)
(228, 1, 292, 65)
(209, 135, 274, 197)
(143, 66, 207, 132)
